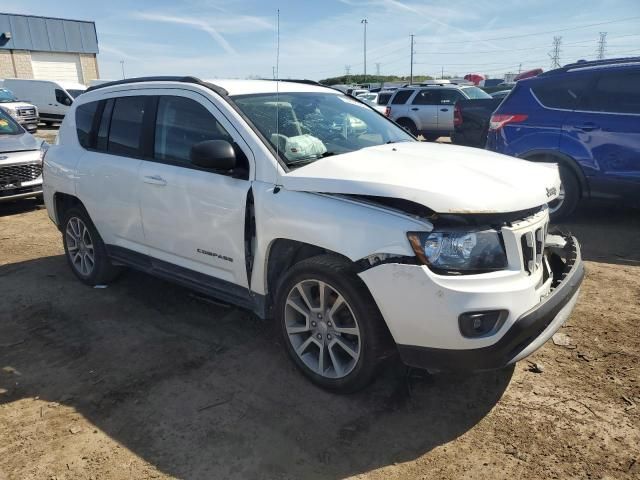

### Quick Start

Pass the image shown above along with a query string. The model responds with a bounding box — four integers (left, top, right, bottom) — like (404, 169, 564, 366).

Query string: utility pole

(120, 60, 125, 79)
(597, 32, 607, 60)
(375, 62, 381, 76)
(272, 66, 276, 80)
(549, 36, 562, 69)
(441, 66, 444, 79)
(518, 63, 522, 74)
(410, 34, 414, 84)
(361, 19, 368, 84)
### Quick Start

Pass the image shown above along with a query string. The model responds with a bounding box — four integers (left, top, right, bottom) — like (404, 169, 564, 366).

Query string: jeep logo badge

(546, 187, 557, 198)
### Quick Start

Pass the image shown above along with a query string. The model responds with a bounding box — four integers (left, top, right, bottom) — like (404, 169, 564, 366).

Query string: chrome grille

(17, 107, 36, 117)
(0, 163, 42, 188)
(521, 223, 547, 274)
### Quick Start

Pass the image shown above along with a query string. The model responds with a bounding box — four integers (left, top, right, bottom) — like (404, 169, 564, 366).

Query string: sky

(3, 0, 640, 81)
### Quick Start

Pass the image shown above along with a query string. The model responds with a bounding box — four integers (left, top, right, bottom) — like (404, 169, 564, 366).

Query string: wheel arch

(520, 150, 589, 199)
(53, 192, 85, 228)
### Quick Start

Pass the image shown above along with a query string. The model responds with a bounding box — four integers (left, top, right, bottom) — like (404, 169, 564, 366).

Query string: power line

(416, 16, 640, 45)
(597, 32, 608, 59)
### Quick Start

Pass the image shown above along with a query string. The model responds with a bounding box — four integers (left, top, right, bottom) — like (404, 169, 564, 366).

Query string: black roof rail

(85, 76, 229, 96)
(540, 56, 640, 76)
(267, 78, 322, 86)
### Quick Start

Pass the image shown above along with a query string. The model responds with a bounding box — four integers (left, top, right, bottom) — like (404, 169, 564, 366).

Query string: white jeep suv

(42, 77, 584, 392)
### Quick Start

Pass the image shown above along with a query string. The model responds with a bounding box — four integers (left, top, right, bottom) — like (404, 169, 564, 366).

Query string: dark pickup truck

(451, 97, 503, 148)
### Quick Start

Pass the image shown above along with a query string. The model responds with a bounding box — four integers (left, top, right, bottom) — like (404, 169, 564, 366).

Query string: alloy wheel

(66, 217, 95, 276)
(284, 279, 361, 379)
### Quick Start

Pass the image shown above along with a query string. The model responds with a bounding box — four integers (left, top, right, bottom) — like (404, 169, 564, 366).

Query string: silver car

(0, 108, 47, 203)
(386, 84, 492, 141)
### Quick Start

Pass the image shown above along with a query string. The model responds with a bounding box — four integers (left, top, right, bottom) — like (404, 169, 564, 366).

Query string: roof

(0, 12, 98, 54)
(85, 77, 338, 97)
(539, 56, 640, 76)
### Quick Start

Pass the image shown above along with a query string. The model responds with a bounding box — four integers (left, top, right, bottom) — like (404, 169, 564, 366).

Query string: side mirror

(190, 140, 237, 170)
(64, 97, 73, 106)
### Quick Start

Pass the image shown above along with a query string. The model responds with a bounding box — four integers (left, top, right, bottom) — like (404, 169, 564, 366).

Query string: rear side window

(154, 96, 232, 165)
(391, 90, 413, 104)
(108, 96, 147, 157)
(75, 101, 99, 148)
(581, 69, 640, 114)
(532, 74, 591, 109)
(412, 90, 439, 105)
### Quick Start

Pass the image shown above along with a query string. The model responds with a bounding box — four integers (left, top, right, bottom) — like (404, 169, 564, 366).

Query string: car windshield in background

(462, 86, 492, 99)
(0, 109, 22, 135)
(233, 92, 414, 167)
(67, 89, 85, 98)
(0, 89, 19, 103)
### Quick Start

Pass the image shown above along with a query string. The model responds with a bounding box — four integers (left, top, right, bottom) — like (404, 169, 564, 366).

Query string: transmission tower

(597, 32, 607, 60)
(345, 65, 351, 83)
(375, 63, 381, 76)
(549, 36, 562, 69)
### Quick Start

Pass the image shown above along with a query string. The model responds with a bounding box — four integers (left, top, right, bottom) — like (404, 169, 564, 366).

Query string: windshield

(462, 86, 492, 99)
(0, 109, 23, 135)
(233, 92, 414, 167)
(67, 89, 86, 98)
(0, 89, 19, 103)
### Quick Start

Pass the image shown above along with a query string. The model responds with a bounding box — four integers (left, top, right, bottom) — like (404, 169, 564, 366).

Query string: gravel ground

(0, 128, 638, 479)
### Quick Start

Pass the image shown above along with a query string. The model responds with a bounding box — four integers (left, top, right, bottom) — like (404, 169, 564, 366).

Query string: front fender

(250, 183, 430, 295)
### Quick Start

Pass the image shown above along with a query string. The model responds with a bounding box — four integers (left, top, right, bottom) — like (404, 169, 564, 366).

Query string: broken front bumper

(396, 235, 584, 371)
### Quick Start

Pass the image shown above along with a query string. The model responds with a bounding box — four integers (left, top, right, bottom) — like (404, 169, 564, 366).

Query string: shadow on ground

(0, 255, 512, 479)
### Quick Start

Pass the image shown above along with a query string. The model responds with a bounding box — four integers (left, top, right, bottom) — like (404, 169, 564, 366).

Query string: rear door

(410, 89, 439, 131)
(75, 95, 148, 252)
(437, 89, 465, 132)
(568, 67, 640, 202)
(137, 90, 254, 290)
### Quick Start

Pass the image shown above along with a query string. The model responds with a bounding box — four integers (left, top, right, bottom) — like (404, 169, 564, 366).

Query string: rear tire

(275, 255, 391, 393)
(61, 207, 122, 286)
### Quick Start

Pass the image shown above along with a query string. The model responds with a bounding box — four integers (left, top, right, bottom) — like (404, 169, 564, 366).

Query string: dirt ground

(1, 132, 639, 479)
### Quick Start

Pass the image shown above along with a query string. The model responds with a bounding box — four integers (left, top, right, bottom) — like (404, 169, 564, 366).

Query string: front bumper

(397, 236, 584, 371)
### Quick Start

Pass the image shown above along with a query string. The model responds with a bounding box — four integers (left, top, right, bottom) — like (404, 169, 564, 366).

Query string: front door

(137, 91, 254, 289)
(409, 90, 439, 131)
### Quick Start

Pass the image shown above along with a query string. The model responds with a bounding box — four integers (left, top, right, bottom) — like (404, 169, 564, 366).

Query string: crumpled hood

(281, 142, 561, 214)
(0, 132, 40, 153)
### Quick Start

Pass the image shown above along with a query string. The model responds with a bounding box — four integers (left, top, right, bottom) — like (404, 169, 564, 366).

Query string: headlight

(39, 141, 50, 164)
(407, 230, 508, 273)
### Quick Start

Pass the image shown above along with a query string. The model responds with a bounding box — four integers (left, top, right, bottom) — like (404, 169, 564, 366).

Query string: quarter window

(108, 96, 147, 157)
(154, 96, 233, 165)
(75, 101, 99, 149)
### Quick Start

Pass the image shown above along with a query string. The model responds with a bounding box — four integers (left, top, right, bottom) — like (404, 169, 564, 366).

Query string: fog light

(459, 310, 508, 338)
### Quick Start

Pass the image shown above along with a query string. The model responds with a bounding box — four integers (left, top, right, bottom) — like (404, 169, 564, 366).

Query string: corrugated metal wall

(0, 13, 98, 54)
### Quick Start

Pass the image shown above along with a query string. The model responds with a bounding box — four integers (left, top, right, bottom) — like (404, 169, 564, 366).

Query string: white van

(2, 79, 86, 125)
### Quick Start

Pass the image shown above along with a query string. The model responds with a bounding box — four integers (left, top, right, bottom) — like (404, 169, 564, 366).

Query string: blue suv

(486, 57, 640, 219)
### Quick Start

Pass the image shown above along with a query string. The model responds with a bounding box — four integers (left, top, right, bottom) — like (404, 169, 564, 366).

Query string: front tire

(275, 255, 390, 393)
(396, 118, 418, 137)
(549, 165, 580, 221)
(62, 207, 122, 285)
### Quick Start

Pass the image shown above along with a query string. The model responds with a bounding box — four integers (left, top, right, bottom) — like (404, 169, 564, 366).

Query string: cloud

(133, 12, 237, 55)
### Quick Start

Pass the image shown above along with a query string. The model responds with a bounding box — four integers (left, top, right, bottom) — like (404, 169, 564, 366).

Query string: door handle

(143, 174, 167, 186)
(440, 108, 449, 112)
(411, 107, 419, 111)
(577, 123, 598, 131)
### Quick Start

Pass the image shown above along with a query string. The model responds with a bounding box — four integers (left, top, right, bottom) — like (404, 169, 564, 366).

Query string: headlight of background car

(407, 230, 508, 273)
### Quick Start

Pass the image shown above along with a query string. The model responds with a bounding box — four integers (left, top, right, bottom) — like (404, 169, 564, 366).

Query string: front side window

(233, 92, 413, 168)
(108, 96, 146, 157)
(581, 69, 640, 114)
(55, 89, 73, 106)
(75, 101, 99, 148)
(439, 90, 465, 104)
(154, 96, 233, 165)
(0, 89, 18, 104)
